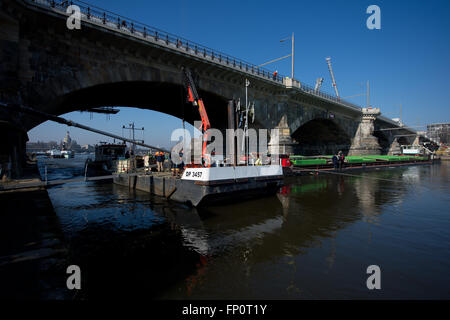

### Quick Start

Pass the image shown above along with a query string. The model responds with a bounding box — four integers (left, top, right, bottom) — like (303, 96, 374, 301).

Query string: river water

(37, 155, 450, 299)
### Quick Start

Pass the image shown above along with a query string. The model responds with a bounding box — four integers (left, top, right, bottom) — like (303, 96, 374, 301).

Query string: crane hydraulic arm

(0, 102, 169, 153)
(182, 67, 211, 167)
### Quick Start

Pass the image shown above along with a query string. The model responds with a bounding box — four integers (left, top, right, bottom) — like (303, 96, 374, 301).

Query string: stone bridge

(0, 0, 421, 177)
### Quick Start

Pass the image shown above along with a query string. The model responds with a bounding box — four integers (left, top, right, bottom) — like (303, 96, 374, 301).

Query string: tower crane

(326, 57, 340, 100)
(314, 77, 324, 93)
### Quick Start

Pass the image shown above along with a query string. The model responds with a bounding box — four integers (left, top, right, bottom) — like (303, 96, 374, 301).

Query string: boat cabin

(401, 145, 423, 155)
(94, 143, 127, 162)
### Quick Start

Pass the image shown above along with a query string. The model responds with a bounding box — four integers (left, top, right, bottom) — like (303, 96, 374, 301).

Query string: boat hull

(113, 165, 284, 207)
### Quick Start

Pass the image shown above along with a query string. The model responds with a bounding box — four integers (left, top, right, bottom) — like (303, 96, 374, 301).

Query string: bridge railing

(297, 82, 362, 111)
(27, 0, 362, 112)
(29, 0, 285, 80)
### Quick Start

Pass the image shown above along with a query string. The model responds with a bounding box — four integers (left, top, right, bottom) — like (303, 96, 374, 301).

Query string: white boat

(47, 149, 63, 158)
(402, 145, 423, 155)
(181, 164, 283, 185)
(61, 150, 74, 158)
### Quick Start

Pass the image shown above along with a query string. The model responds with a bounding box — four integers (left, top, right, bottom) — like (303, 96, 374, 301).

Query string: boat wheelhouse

(85, 142, 127, 176)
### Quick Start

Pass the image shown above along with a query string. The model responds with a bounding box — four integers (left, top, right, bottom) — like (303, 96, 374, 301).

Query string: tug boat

(84, 142, 127, 176)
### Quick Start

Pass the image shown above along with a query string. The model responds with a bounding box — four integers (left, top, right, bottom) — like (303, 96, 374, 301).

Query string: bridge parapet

(361, 107, 381, 120)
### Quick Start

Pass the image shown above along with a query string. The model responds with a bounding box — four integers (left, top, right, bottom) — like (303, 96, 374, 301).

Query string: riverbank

(0, 160, 69, 300)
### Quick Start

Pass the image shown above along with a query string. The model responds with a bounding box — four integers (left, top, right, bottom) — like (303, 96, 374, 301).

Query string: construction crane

(326, 57, 340, 100)
(314, 77, 324, 93)
(182, 67, 212, 167)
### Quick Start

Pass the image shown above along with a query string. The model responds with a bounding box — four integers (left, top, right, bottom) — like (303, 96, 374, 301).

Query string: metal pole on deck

(244, 79, 250, 166)
(227, 100, 236, 166)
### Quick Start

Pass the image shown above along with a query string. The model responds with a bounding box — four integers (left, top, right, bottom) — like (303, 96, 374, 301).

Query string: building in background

(26, 141, 59, 153)
(60, 131, 81, 152)
(427, 123, 450, 145)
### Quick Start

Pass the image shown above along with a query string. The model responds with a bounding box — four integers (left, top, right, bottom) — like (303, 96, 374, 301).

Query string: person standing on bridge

(273, 70, 278, 80)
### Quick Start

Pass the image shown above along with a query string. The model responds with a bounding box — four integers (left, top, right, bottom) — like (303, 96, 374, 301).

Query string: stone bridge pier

(348, 108, 382, 156)
(0, 110, 28, 179)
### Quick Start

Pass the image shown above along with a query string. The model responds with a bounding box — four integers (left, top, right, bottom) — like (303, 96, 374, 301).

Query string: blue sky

(29, 0, 450, 147)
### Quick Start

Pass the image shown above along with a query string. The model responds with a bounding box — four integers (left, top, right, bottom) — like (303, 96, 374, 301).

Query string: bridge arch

(26, 80, 229, 131)
(291, 118, 351, 155)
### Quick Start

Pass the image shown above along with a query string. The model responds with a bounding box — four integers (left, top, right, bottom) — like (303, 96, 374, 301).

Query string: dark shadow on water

(65, 222, 202, 300)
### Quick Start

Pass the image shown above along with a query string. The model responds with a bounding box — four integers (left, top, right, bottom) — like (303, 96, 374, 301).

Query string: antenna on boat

(241, 79, 253, 165)
(122, 122, 144, 172)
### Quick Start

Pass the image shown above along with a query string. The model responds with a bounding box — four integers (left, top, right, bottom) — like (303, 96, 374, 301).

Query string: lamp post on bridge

(343, 81, 371, 106)
(280, 32, 294, 79)
(257, 32, 295, 79)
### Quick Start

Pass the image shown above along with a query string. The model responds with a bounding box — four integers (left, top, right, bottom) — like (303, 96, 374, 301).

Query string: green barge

(289, 154, 433, 172)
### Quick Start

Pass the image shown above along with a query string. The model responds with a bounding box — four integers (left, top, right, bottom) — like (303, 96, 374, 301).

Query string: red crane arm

(183, 68, 212, 167)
